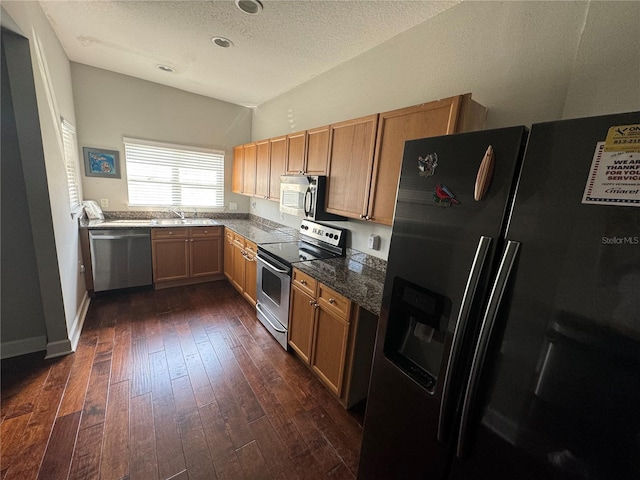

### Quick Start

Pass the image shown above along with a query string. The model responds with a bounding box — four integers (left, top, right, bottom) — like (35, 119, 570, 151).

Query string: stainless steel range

(255, 219, 347, 349)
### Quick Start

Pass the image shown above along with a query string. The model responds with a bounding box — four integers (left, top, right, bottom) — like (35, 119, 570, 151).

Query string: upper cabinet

(232, 145, 244, 194)
(255, 139, 270, 199)
(285, 130, 307, 174)
(285, 126, 330, 175)
(325, 114, 379, 219)
(232, 93, 486, 224)
(305, 125, 330, 175)
(242, 143, 257, 196)
(269, 135, 287, 201)
(367, 94, 486, 225)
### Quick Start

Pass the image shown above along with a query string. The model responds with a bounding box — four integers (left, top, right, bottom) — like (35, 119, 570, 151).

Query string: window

(124, 137, 225, 208)
(61, 118, 81, 209)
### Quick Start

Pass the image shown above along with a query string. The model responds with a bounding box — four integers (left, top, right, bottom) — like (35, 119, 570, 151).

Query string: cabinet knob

(185, 240, 188, 243)
(359, 214, 365, 219)
(204, 230, 208, 233)
(169, 231, 173, 235)
(300, 279, 307, 285)
(365, 215, 371, 220)
(329, 298, 335, 304)
(309, 300, 315, 305)
(190, 239, 193, 242)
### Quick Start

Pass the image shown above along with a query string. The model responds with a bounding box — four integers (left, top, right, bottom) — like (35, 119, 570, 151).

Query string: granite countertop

(81, 214, 385, 315)
(222, 220, 298, 244)
(83, 217, 299, 245)
(295, 254, 386, 315)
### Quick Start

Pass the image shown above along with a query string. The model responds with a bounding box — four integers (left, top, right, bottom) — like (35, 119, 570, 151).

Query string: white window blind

(61, 118, 80, 209)
(123, 137, 225, 208)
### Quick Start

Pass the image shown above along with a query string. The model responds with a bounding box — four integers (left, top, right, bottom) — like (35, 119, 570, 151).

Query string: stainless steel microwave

(279, 175, 346, 221)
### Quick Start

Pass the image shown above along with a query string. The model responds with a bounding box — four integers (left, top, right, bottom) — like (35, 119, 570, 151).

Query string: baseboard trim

(1, 335, 47, 359)
(68, 292, 91, 352)
(45, 338, 73, 359)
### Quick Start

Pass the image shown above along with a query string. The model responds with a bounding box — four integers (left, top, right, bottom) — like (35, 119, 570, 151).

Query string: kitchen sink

(151, 218, 219, 226)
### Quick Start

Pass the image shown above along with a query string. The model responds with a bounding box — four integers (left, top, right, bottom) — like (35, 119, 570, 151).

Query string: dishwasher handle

(90, 233, 150, 240)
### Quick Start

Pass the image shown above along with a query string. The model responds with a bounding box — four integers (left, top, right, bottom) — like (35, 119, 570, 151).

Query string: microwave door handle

(304, 187, 312, 217)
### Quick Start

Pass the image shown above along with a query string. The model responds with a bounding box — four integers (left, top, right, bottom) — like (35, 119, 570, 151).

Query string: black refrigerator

(358, 111, 640, 480)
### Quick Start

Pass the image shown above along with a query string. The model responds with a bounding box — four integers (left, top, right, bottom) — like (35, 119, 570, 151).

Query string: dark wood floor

(1, 281, 364, 480)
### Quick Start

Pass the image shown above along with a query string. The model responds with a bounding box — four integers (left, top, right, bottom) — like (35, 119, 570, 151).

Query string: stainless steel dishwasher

(89, 229, 152, 292)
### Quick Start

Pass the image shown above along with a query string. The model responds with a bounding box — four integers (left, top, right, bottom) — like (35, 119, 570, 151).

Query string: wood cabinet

(289, 269, 352, 397)
(242, 143, 257, 196)
(269, 135, 287, 201)
(232, 145, 243, 194)
(288, 269, 318, 363)
(285, 130, 306, 174)
(255, 139, 270, 199)
(232, 94, 485, 224)
(225, 228, 258, 307)
(152, 227, 223, 288)
(305, 125, 330, 175)
(367, 94, 486, 225)
(324, 94, 486, 224)
(285, 126, 330, 175)
(224, 229, 234, 281)
(325, 114, 379, 219)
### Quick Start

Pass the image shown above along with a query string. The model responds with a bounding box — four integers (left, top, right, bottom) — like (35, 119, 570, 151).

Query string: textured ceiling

(39, 0, 461, 107)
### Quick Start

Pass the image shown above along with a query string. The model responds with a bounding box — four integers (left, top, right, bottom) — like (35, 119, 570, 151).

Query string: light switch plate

(100, 198, 109, 208)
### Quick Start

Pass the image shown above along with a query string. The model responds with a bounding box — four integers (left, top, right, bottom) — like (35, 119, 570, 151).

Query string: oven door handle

(256, 255, 288, 274)
(256, 303, 286, 333)
(303, 186, 312, 217)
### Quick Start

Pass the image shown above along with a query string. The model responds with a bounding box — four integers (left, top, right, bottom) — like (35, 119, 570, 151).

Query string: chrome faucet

(168, 208, 185, 219)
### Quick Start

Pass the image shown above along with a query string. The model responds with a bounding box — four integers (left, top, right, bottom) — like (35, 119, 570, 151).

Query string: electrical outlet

(229, 202, 237, 211)
(100, 198, 109, 208)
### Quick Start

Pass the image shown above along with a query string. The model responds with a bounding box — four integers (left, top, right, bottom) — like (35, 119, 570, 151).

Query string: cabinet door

(305, 125, 330, 175)
(367, 97, 464, 225)
(232, 145, 244, 194)
(311, 305, 350, 396)
(286, 130, 306, 174)
(223, 230, 234, 281)
(232, 240, 246, 293)
(243, 241, 258, 306)
(269, 136, 287, 201)
(152, 238, 189, 282)
(325, 114, 378, 219)
(243, 143, 257, 196)
(289, 285, 316, 364)
(190, 236, 222, 277)
(255, 139, 270, 199)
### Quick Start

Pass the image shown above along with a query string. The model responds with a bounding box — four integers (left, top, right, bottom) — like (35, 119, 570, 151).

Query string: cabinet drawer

(190, 226, 221, 238)
(152, 227, 188, 239)
(292, 268, 317, 297)
(233, 233, 246, 248)
(245, 240, 257, 257)
(317, 284, 350, 320)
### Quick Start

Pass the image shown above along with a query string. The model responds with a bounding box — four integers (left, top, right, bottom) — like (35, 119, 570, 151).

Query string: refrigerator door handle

(438, 235, 493, 443)
(456, 240, 520, 458)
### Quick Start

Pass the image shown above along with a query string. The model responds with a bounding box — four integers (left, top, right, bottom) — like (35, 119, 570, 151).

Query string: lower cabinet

(224, 227, 258, 307)
(151, 226, 223, 288)
(289, 268, 378, 407)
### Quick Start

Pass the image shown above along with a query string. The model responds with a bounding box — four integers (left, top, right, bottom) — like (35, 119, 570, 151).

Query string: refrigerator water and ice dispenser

(384, 276, 451, 393)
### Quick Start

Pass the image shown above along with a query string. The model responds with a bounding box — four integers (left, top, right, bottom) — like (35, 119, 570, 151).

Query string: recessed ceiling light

(212, 36, 234, 48)
(156, 64, 175, 73)
(235, 0, 263, 15)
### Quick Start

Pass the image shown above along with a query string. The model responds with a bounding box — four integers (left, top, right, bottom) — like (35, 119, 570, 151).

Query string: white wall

(562, 1, 640, 119)
(251, 1, 639, 259)
(2, 1, 88, 357)
(72, 64, 252, 214)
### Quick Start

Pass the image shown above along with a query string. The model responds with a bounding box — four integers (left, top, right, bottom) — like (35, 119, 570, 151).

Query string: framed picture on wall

(83, 147, 121, 178)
